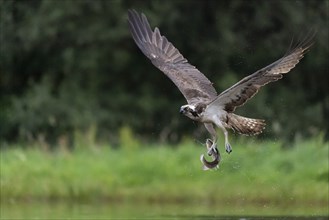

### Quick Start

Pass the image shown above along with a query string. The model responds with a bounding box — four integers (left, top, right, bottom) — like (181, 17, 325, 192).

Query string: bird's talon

(225, 143, 232, 154)
(205, 139, 218, 156)
(206, 139, 213, 148)
(207, 144, 218, 156)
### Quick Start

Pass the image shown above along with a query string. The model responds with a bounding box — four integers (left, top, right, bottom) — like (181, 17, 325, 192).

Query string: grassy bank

(1, 138, 328, 207)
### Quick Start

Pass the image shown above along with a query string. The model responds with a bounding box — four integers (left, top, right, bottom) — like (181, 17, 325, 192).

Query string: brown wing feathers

(128, 9, 217, 104)
(129, 9, 314, 113)
(216, 33, 314, 112)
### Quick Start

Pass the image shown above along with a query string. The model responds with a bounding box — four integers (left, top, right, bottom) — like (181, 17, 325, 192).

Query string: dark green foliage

(0, 0, 328, 146)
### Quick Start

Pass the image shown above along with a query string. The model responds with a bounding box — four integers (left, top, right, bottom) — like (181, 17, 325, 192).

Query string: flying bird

(127, 9, 313, 170)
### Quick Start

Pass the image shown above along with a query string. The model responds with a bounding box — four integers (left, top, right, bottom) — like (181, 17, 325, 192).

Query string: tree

(0, 0, 328, 147)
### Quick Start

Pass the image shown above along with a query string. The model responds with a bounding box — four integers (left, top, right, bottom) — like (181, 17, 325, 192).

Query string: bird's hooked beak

(179, 107, 185, 114)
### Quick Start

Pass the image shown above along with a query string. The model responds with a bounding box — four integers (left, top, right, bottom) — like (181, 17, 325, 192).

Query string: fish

(200, 139, 221, 170)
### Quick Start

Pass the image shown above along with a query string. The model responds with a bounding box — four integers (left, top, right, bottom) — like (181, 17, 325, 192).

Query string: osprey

(128, 9, 313, 170)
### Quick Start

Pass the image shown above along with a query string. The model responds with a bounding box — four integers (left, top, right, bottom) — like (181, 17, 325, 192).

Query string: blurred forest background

(1, 0, 328, 149)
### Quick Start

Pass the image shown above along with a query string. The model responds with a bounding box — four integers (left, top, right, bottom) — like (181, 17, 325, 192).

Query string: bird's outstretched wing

(209, 33, 314, 112)
(128, 9, 217, 104)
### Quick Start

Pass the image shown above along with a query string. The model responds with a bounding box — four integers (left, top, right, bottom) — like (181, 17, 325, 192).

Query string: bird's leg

(204, 123, 218, 156)
(206, 139, 217, 156)
(201, 123, 220, 170)
(221, 127, 232, 154)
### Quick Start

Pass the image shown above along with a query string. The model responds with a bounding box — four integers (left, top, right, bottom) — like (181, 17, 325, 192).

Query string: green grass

(1, 138, 328, 208)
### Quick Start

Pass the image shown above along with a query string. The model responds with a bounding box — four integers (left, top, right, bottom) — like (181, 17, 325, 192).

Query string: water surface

(1, 200, 328, 219)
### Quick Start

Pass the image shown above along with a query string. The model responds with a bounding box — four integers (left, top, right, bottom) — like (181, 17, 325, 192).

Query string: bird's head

(180, 104, 199, 119)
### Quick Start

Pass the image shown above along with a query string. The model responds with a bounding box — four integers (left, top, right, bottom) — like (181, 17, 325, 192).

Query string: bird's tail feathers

(227, 113, 266, 136)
